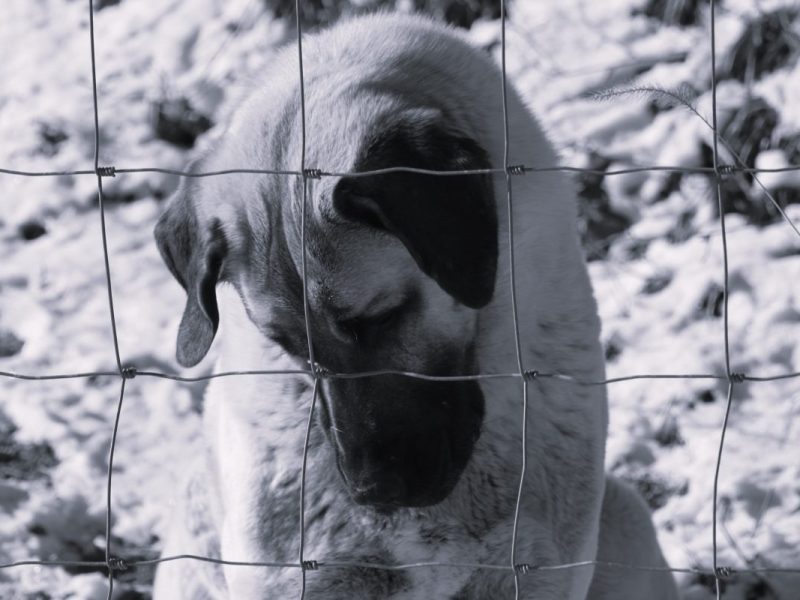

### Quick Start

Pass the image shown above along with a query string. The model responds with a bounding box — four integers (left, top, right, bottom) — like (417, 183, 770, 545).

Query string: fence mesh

(1, 0, 800, 599)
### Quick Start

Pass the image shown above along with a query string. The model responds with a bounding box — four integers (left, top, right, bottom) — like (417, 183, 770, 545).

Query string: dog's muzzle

(319, 375, 485, 508)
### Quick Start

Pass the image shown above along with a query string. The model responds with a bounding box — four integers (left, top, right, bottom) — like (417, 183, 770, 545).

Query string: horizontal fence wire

(1, 0, 799, 598)
(3, 164, 800, 178)
(3, 554, 800, 577)
(3, 367, 800, 384)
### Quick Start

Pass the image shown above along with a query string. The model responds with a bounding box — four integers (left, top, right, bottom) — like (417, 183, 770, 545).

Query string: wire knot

(307, 361, 330, 379)
(514, 563, 535, 574)
(107, 557, 129, 572)
(96, 166, 116, 177)
(507, 164, 527, 176)
(716, 164, 736, 177)
(302, 560, 319, 571)
(303, 168, 322, 179)
(729, 372, 746, 383)
(714, 566, 735, 578)
(523, 370, 539, 382)
(121, 366, 137, 380)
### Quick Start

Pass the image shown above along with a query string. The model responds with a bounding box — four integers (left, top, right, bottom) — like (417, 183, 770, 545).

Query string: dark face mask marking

(245, 108, 494, 508)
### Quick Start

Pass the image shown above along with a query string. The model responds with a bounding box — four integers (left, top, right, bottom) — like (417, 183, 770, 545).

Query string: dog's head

(155, 97, 498, 507)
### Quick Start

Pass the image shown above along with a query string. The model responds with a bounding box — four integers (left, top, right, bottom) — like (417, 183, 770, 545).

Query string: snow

(1, 0, 799, 598)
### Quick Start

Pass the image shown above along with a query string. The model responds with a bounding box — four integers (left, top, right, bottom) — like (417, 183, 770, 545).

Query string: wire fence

(1, 0, 800, 599)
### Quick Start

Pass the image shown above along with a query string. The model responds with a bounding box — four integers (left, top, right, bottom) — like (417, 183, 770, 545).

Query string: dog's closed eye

(334, 302, 408, 343)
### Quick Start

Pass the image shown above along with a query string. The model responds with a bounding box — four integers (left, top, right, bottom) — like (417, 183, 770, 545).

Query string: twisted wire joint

(307, 362, 330, 379)
(523, 370, 539, 382)
(507, 164, 527, 176)
(302, 560, 319, 571)
(514, 563, 535, 574)
(716, 164, 737, 177)
(121, 366, 138, 380)
(106, 557, 129, 571)
(303, 168, 322, 179)
(313, 367, 330, 379)
(729, 372, 746, 383)
(714, 566, 735, 578)
(96, 166, 116, 177)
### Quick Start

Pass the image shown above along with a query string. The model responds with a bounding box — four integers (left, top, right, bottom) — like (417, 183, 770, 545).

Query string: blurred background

(1, 0, 799, 598)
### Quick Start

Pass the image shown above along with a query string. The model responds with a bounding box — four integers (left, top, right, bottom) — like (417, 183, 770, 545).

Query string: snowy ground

(1, 0, 799, 598)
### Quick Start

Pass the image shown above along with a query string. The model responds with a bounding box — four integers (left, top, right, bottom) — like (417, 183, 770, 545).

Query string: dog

(152, 13, 679, 599)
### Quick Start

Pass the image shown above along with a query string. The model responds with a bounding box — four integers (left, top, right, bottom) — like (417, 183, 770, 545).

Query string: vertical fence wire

(87, 1, 131, 598)
(298, 380, 320, 598)
(104, 378, 127, 600)
(88, 0, 123, 375)
(708, 1, 737, 598)
(1, 0, 800, 598)
(497, 0, 533, 597)
(294, 1, 316, 597)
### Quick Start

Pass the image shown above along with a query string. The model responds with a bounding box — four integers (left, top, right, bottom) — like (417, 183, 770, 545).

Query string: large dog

(152, 13, 678, 599)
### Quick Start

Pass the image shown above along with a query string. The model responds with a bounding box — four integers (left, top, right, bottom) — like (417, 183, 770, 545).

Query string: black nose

(338, 436, 449, 507)
(322, 376, 485, 507)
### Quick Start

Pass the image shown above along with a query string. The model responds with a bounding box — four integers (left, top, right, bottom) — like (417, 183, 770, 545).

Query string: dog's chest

(188, 464, 483, 599)
(250, 488, 481, 598)
(200, 380, 508, 598)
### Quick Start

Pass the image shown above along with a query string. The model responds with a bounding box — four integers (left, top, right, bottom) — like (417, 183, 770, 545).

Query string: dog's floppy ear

(333, 110, 497, 308)
(154, 172, 227, 367)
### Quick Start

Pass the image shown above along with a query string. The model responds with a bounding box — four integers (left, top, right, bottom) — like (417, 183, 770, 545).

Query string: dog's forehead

(305, 88, 413, 177)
